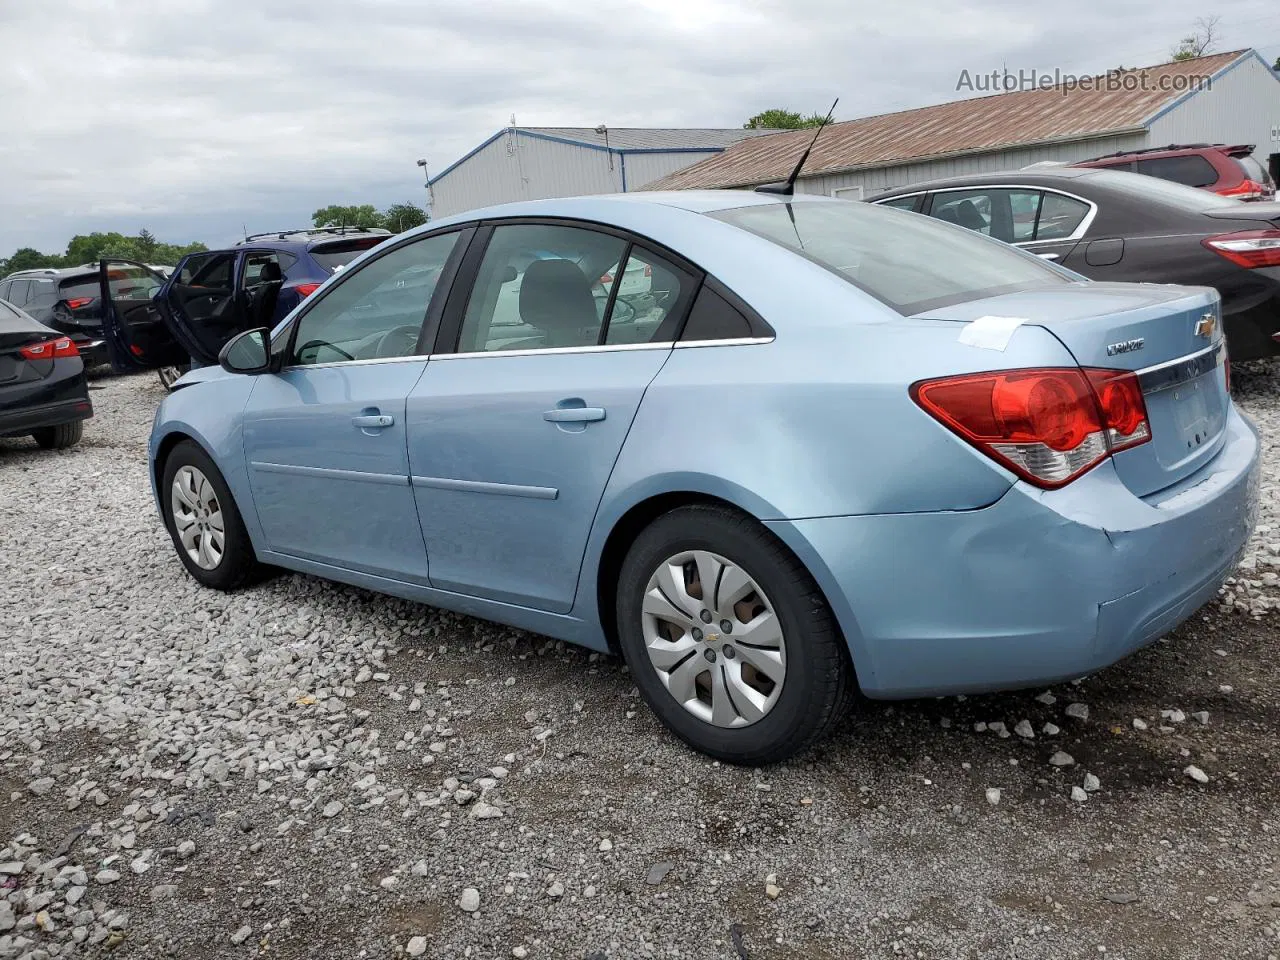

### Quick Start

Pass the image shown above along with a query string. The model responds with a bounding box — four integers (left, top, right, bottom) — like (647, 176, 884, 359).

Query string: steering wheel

(374, 325, 423, 359)
(610, 297, 638, 324)
(297, 339, 355, 362)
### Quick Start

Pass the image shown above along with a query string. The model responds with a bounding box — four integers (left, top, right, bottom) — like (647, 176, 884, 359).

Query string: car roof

(874, 168, 1111, 197)
(235, 227, 392, 247)
(2, 265, 99, 281)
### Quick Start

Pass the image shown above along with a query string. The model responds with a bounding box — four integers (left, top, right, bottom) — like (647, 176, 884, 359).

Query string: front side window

(456, 223, 628, 353)
(710, 200, 1070, 315)
(290, 231, 458, 365)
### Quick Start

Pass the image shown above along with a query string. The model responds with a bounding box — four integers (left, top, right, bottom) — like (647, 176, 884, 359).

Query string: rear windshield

(708, 200, 1070, 314)
(1237, 154, 1273, 186)
(57, 275, 99, 301)
(309, 238, 386, 272)
(1083, 169, 1244, 210)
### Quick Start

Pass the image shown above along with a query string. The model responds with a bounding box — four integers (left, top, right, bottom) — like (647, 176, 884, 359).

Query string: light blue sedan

(123, 191, 1260, 765)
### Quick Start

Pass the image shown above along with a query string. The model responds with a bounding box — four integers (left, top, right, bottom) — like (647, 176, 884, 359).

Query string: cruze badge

(1106, 338, 1145, 356)
(1194, 313, 1217, 338)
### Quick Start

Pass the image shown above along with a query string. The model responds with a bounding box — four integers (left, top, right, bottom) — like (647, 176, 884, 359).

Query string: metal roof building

(648, 50, 1280, 199)
(426, 126, 778, 218)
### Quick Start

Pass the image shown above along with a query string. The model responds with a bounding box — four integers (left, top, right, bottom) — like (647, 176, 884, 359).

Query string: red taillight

(19, 337, 80, 360)
(294, 283, 321, 298)
(1217, 179, 1268, 201)
(65, 297, 93, 310)
(1202, 229, 1280, 269)
(912, 367, 1150, 489)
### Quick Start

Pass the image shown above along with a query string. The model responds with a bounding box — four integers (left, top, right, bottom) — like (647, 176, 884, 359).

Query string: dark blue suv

(99, 227, 391, 387)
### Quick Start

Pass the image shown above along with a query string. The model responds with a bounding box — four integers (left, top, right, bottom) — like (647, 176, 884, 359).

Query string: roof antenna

(755, 98, 838, 196)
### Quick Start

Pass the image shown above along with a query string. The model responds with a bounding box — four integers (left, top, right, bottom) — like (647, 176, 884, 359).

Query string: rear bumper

(0, 396, 94, 436)
(70, 337, 109, 368)
(766, 407, 1260, 698)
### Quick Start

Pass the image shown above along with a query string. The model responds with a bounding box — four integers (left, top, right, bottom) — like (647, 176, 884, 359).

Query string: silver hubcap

(641, 550, 786, 728)
(170, 465, 225, 570)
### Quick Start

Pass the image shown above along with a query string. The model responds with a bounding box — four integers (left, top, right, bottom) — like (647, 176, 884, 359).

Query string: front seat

(954, 199, 988, 232)
(519, 259, 599, 347)
(249, 260, 284, 330)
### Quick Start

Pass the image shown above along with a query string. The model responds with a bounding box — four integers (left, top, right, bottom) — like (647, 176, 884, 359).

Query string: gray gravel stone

(459, 888, 481, 913)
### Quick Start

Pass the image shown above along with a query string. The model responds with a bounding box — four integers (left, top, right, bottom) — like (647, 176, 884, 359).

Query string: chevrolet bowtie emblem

(1194, 313, 1217, 338)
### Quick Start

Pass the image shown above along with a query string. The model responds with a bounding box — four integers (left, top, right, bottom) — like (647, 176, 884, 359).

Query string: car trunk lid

(916, 283, 1229, 497)
(1201, 201, 1280, 225)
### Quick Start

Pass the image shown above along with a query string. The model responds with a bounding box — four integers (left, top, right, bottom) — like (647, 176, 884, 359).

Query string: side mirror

(218, 328, 272, 375)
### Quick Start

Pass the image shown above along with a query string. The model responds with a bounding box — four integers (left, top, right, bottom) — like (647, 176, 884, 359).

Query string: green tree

(135, 228, 158, 260)
(380, 202, 428, 233)
(2, 247, 64, 274)
(1273, 56, 1279, 71)
(743, 109, 827, 130)
(312, 204, 382, 229)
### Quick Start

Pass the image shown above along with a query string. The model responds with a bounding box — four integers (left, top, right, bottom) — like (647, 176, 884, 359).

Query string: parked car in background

(0, 297, 92, 449)
(99, 227, 392, 387)
(1072, 143, 1275, 201)
(142, 192, 1256, 764)
(0, 265, 111, 367)
(871, 168, 1280, 360)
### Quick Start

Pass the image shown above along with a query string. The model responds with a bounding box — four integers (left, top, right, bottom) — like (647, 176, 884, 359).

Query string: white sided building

(426, 127, 778, 218)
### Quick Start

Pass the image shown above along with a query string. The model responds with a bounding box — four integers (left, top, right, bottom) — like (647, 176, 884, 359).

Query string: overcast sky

(1, 0, 1277, 257)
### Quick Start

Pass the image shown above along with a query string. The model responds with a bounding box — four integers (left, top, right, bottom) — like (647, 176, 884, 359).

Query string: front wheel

(616, 504, 853, 765)
(158, 363, 189, 390)
(160, 440, 263, 590)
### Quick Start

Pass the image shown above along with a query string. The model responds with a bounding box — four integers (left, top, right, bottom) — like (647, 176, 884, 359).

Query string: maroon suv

(1073, 143, 1276, 201)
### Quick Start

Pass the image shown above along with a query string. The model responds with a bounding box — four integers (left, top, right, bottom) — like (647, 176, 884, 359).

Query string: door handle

(1036, 252, 1060, 261)
(352, 414, 394, 428)
(543, 407, 606, 423)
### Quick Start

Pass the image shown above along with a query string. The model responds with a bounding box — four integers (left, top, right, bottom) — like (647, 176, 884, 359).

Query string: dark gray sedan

(871, 168, 1280, 361)
(0, 297, 93, 449)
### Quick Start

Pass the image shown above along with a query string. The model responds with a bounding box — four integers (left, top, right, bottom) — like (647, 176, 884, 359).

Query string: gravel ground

(1, 364, 1279, 960)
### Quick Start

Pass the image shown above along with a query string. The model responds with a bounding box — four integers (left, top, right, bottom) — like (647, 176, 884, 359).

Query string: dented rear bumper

(765, 407, 1260, 698)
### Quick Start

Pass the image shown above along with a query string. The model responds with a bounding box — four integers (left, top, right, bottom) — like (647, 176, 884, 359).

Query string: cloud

(1, 0, 1276, 255)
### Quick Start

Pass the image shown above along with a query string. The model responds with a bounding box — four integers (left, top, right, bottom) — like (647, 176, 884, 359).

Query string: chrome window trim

(280, 354, 430, 372)
(429, 341, 675, 360)
(673, 336, 775, 349)
(869, 190, 925, 205)
(1135, 340, 1225, 395)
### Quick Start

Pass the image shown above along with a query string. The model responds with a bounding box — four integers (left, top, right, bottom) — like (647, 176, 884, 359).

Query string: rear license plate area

(1170, 374, 1223, 453)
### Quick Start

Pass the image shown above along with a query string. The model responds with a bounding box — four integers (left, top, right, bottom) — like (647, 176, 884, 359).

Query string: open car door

(99, 259, 186, 371)
(152, 250, 252, 367)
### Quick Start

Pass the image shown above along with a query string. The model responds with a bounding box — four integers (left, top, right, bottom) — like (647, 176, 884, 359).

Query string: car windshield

(1083, 169, 1245, 210)
(709, 200, 1071, 314)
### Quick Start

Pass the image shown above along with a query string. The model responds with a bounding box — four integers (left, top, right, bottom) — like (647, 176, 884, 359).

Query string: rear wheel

(616, 504, 853, 765)
(158, 363, 189, 390)
(161, 440, 262, 590)
(31, 421, 83, 449)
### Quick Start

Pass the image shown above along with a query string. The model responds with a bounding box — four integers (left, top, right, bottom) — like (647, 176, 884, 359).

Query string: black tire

(31, 421, 83, 449)
(160, 440, 263, 590)
(616, 504, 854, 766)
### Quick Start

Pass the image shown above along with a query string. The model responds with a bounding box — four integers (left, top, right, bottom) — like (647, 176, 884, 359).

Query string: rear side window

(310, 238, 385, 272)
(1136, 154, 1218, 188)
(175, 252, 235, 288)
(710, 200, 1070, 315)
(27, 278, 56, 307)
(6, 280, 30, 306)
(680, 286, 753, 341)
